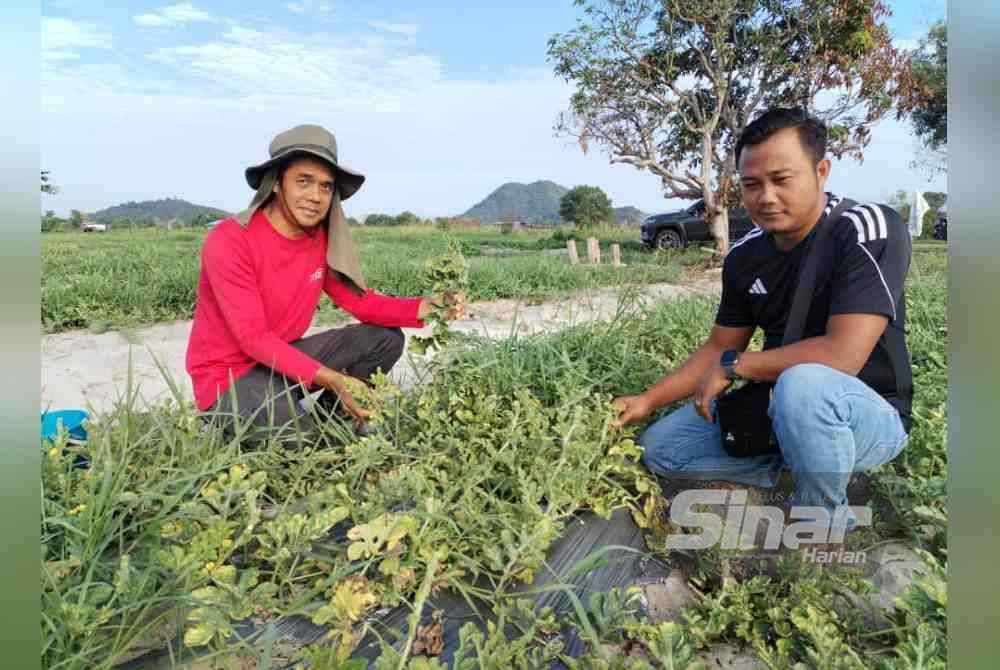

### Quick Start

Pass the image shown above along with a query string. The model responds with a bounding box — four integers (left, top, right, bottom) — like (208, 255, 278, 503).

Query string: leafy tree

(346, 216, 361, 226)
(41, 210, 65, 233)
(548, 0, 914, 254)
(394, 211, 421, 226)
(900, 20, 946, 153)
(365, 213, 397, 227)
(69, 209, 84, 229)
(923, 191, 946, 211)
(41, 170, 59, 195)
(559, 185, 614, 228)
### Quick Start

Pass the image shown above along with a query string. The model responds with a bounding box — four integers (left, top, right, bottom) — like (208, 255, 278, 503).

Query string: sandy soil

(41, 278, 720, 417)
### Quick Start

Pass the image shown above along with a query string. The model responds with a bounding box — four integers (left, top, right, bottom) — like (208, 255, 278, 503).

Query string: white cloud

(133, 14, 170, 27)
(284, 1, 331, 14)
(43, 50, 82, 62)
(369, 20, 419, 38)
(40, 21, 943, 219)
(146, 29, 440, 104)
(42, 18, 111, 55)
(133, 3, 212, 27)
(162, 3, 212, 22)
(223, 26, 264, 44)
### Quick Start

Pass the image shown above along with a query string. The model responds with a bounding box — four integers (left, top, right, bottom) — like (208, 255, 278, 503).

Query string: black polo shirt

(715, 193, 913, 430)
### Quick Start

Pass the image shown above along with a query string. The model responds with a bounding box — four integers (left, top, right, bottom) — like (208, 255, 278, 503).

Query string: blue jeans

(638, 364, 909, 528)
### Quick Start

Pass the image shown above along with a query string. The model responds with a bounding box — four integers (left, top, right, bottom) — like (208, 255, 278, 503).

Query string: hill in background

(612, 205, 648, 225)
(90, 198, 231, 225)
(461, 180, 648, 225)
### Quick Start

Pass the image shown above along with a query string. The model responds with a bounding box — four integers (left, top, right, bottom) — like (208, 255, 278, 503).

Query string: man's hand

(314, 367, 372, 428)
(693, 363, 732, 422)
(417, 291, 467, 322)
(611, 394, 655, 428)
(439, 291, 466, 320)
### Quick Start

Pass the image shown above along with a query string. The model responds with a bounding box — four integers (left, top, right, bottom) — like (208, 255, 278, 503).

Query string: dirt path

(41, 276, 720, 416)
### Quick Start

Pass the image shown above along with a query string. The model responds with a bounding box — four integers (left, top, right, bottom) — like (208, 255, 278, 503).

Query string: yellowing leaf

(379, 555, 401, 576)
(329, 577, 377, 624)
(347, 542, 367, 561)
(211, 564, 237, 585)
(183, 623, 216, 647)
(346, 513, 416, 560)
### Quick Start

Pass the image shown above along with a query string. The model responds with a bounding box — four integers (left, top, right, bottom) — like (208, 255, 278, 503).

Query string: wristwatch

(720, 350, 741, 381)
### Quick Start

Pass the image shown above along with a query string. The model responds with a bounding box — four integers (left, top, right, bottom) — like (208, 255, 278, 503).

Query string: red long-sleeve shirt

(185, 211, 425, 410)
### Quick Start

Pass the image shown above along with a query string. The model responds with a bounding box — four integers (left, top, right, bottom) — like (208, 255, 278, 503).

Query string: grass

(41, 247, 947, 669)
(42, 226, 696, 334)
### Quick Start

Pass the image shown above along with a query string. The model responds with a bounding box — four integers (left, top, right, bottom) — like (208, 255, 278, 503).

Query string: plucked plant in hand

(409, 240, 469, 355)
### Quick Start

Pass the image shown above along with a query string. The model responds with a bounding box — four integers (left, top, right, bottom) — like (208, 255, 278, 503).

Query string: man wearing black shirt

(612, 108, 912, 530)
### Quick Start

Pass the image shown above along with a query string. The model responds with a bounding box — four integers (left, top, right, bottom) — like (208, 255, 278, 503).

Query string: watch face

(721, 350, 738, 366)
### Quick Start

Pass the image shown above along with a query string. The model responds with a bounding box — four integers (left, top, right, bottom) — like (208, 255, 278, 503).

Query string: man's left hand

(438, 291, 466, 321)
(693, 363, 732, 422)
(418, 292, 467, 322)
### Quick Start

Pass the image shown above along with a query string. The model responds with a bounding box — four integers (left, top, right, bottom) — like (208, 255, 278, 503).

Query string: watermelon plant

(409, 240, 470, 356)
(41, 248, 947, 669)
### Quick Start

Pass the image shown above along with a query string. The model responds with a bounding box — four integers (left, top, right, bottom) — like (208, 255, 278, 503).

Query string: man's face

(737, 127, 830, 236)
(275, 156, 336, 229)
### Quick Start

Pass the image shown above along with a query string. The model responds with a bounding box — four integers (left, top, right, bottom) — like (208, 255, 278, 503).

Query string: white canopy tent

(909, 190, 930, 238)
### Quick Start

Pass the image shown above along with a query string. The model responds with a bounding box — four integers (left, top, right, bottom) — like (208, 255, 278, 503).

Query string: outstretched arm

(323, 272, 427, 327)
(613, 324, 754, 427)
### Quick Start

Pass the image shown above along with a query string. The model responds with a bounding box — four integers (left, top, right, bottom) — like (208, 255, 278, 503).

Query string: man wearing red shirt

(186, 124, 463, 438)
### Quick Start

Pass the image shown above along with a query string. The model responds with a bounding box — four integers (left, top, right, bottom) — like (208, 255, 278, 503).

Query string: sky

(39, 0, 947, 220)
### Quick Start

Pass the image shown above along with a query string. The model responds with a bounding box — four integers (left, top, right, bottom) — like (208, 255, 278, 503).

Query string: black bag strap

(782, 197, 857, 346)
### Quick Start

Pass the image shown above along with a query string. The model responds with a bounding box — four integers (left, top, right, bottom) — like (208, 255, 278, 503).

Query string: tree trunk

(711, 208, 730, 256)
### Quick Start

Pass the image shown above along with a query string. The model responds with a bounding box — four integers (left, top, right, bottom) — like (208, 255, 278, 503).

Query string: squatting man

(185, 124, 465, 438)
(612, 107, 913, 539)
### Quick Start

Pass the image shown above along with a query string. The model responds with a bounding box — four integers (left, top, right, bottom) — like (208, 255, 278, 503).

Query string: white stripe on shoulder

(728, 226, 763, 253)
(823, 195, 842, 216)
(855, 242, 897, 321)
(861, 204, 888, 239)
(844, 211, 867, 243)
(855, 206, 877, 241)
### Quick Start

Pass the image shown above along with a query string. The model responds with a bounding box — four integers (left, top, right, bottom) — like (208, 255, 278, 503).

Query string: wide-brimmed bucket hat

(236, 124, 368, 292)
(245, 124, 365, 200)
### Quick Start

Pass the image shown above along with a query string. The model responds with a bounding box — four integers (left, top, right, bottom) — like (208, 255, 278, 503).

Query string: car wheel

(654, 229, 683, 250)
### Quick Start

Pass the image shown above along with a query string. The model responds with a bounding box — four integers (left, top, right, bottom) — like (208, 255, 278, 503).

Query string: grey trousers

(203, 324, 405, 439)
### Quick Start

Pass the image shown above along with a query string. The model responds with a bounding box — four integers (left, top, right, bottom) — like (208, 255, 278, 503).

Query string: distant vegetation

(887, 190, 946, 238)
(462, 180, 647, 225)
(41, 225, 687, 333)
(559, 185, 614, 228)
(91, 198, 231, 226)
(42, 198, 232, 233)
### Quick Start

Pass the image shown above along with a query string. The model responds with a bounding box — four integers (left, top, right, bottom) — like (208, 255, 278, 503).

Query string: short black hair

(276, 151, 337, 182)
(735, 108, 827, 167)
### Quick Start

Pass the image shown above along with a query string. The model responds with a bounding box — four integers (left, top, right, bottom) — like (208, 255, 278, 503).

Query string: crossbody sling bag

(715, 197, 857, 458)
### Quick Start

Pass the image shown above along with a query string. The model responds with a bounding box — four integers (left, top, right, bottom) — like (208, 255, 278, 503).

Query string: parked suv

(933, 204, 947, 241)
(641, 200, 756, 250)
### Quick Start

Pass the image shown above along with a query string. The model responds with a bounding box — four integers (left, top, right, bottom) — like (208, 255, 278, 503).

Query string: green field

(41, 226, 703, 334)
(42, 247, 946, 669)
